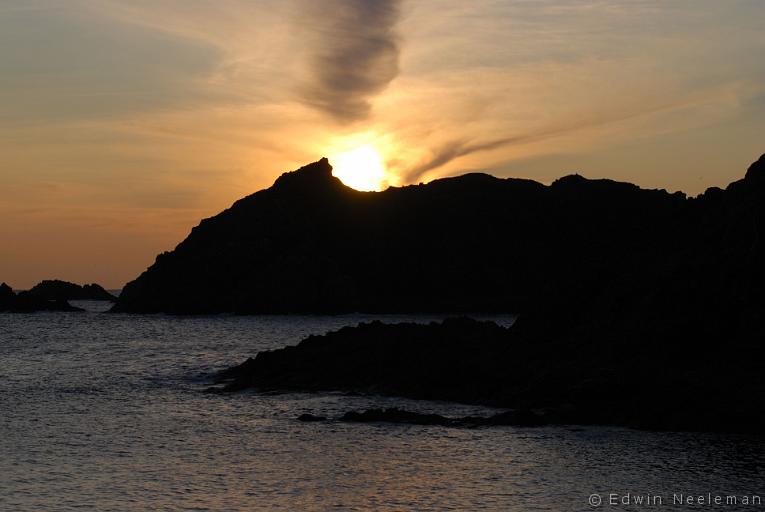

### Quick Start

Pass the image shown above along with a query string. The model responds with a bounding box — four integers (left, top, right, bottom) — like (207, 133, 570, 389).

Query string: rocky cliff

(127, 154, 765, 432)
(113, 156, 716, 314)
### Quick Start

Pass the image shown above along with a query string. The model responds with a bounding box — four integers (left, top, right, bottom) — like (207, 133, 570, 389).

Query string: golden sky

(2, 0, 764, 288)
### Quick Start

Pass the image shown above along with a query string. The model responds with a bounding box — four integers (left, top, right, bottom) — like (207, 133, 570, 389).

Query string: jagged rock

(0, 282, 17, 310)
(0, 282, 84, 312)
(113, 157, 692, 314)
(219, 318, 514, 405)
(193, 154, 765, 432)
(339, 408, 455, 426)
(297, 413, 327, 422)
(29, 280, 116, 302)
(336, 407, 548, 427)
(219, 313, 765, 433)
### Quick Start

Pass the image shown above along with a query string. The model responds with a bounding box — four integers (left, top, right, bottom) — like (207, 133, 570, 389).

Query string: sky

(1, 0, 764, 289)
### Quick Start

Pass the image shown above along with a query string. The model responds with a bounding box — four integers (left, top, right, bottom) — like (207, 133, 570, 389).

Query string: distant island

(0, 280, 116, 313)
(0, 282, 83, 313)
(127, 153, 764, 432)
(29, 280, 117, 302)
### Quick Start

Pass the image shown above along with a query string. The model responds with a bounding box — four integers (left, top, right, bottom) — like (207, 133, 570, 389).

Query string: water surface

(1, 303, 762, 511)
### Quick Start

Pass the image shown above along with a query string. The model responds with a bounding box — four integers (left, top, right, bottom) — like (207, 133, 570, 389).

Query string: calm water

(1, 303, 762, 511)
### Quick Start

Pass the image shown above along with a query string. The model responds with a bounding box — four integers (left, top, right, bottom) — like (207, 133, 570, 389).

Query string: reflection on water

(0, 305, 762, 511)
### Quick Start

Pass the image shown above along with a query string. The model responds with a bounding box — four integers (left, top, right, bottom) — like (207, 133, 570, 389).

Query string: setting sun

(330, 144, 388, 191)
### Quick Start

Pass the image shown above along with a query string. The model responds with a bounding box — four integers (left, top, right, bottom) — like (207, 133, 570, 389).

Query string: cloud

(400, 89, 760, 183)
(298, 0, 401, 122)
(403, 126, 598, 183)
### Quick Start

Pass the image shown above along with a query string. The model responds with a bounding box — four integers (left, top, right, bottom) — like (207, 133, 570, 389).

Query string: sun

(330, 144, 388, 191)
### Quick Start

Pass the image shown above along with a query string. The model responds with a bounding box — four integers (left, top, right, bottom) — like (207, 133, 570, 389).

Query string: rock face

(113, 157, 692, 314)
(206, 154, 765, 433)
(337, 408, 547, 427)
(135, 153, 765, 432)
(296, 407, 546, 427)
(28, 280, 117, 302)
(0, 282, 84, 313)
(219, 316, 765, 433)
(0, 282, 17, 309)
(219, 318, 515, 404)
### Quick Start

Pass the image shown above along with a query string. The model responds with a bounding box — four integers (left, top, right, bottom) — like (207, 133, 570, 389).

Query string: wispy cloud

(298, 0, 401, 122)
(401, 88, 761, 183)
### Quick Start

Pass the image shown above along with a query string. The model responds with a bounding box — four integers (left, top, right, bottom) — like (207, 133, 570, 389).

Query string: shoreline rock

(162, 153, 765, 434)
(217, 316, 765, 434)
(297, 413, 328, 422)
(337, 408, 548, 427)
(1, 282, 84, 313)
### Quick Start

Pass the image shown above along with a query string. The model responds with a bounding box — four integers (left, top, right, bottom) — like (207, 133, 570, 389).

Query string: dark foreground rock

(297, 407, 548, 427)
(336, 408, 547, 427)
(297, 413, 328, 422)
(0, 282, 84, 312)
(29, 280, 116, 302)
(195, 153, 765, 433)
(218, 318, 516, 405)
(218, 317, 765, 434)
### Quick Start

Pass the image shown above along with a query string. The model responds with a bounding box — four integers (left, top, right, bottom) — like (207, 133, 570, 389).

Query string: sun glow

(330, 144, 388, 191)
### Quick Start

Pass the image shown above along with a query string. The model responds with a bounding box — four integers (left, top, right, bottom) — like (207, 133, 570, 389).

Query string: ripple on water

(0, 309, 762, 511)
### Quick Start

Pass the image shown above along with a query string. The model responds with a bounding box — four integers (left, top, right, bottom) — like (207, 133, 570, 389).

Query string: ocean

(1, 302, 762, 511)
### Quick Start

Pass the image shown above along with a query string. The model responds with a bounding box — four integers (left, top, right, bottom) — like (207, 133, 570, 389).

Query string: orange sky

(1, 0, 764, 289)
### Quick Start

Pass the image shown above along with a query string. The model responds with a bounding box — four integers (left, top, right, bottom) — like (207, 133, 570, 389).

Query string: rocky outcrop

(337, 408, 547, 427)
(296, 408, 547, 427)
(113, 157, 691, 314)
(161, 153, 765, 432)
(0, 282, 84, 312)
(0, 282, 17, 309)
(29, 280, 117, 302)
(218, 318, 516, 405)
(218, 315, 765, 433)
(297, 413, 328, 422)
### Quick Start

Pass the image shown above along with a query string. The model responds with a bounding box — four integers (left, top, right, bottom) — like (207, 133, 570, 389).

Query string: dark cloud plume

(403, 100, 699, 183)
(404, 135, 540, 183)
(299, 0, 401, 122)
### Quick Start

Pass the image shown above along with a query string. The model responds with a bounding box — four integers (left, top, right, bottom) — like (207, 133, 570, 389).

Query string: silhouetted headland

(202, 154, 765, 433)
(115, 156, 699, 314)
(29, 280, 117, 302)
(0, 282, 83, 313)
